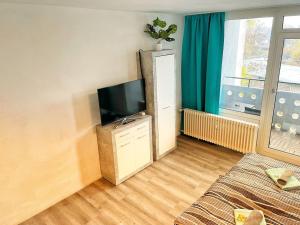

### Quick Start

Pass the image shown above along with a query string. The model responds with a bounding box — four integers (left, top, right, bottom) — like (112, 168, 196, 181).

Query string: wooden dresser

(96, 115, 153, 185)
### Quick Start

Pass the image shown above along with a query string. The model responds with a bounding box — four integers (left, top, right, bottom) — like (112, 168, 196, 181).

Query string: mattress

(174, 154, 300, 225)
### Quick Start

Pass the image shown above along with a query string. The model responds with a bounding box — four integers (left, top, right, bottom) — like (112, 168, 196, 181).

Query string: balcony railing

(220, 76, 300, 134)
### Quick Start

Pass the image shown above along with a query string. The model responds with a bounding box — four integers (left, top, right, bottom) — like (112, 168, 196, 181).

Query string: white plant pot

(154, 43, 163, 51)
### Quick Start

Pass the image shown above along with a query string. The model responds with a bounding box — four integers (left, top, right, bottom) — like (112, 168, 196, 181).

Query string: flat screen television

(97, 79, 146, 125)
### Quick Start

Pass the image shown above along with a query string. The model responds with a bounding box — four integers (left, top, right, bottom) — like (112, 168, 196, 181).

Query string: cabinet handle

(162, 106, 170, 109)
(120, 142, 130, 148)
(137, 135, 146, 139)
(119, 132, 130, 138)
(137, 126, 146, 130)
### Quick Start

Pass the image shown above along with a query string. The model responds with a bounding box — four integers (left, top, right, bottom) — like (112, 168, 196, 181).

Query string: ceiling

(1, 0, 300, 13)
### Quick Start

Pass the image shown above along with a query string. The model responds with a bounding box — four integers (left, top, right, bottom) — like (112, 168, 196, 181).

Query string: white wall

(0, 3, 183, 225)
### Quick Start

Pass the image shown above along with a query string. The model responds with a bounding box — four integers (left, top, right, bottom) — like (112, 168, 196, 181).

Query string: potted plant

(144, 17, 177, 51)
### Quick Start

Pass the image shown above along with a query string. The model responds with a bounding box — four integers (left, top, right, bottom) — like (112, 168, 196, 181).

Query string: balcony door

(220, 8, 300, 165)
(257, 15, 300, 166)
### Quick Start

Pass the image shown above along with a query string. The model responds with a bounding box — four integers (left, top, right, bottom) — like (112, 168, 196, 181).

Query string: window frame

(220, 5, 300, 124)
(222, 5, 300, 164)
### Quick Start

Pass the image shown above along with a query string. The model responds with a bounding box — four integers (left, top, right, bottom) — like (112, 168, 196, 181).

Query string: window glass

(269, 38, 300, 155)
(219, 17, 273, 115)
(283, 16, 300, 29)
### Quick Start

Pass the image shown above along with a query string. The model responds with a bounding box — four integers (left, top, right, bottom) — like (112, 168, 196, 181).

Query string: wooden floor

(21, 136, 243, 225)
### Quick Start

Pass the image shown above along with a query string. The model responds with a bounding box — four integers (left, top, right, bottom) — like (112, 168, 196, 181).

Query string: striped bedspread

(174, 154, 300, 225)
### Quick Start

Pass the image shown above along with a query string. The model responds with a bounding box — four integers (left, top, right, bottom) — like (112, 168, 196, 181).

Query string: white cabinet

(158, 106, 176, 155)
(96, 115, 153, 185)
(141, 50, 177, 160)
(156, 55, 176, 108)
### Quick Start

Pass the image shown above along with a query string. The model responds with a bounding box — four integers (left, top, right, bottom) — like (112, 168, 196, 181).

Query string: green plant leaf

(144, 24, 159, 39)
(153, 17, 166, 28)
(152, 32, 160, 39)
(144, 24, 156, 33)
(166, 24, 177, 34)
(158, 30, 169, 39)
(165, 37, 175, 42)
(145, 30, 159, 39)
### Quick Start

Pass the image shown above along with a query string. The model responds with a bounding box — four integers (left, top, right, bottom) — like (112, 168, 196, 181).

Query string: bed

(174, 154, 300, 225)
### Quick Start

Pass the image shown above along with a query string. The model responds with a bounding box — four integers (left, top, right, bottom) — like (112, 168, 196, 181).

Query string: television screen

(97, 79, 146, 125)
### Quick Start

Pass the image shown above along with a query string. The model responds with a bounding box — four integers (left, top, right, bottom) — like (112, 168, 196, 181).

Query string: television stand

(96, 115, 153, 185)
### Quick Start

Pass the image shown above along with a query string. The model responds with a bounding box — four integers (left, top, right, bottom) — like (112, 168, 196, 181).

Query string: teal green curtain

(181, 12, 225, 114)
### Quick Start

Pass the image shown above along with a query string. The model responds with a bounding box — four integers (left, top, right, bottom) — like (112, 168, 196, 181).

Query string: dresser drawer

(116, 140, 131, 149)
(115, 121, 149, 143)
(115, 129, 133, 145)
(132, 121, 150, 136)
(135, 133, 149, 141)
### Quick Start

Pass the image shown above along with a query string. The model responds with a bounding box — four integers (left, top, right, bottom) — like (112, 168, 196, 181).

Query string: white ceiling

(1, 0, 300, 13)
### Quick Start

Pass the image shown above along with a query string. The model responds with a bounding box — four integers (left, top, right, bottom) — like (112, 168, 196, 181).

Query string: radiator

(183, 109, 258, 153)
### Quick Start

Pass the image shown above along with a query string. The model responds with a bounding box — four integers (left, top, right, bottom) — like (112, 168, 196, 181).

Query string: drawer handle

(162, 106, 170, 109)
(119, 132, 130, 138)
(120, 142, 130, 147)
(137, 135, 146, 139)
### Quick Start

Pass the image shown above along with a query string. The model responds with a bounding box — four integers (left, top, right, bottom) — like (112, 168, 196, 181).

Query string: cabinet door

(134, 132, 151, 169)
(155, 54, 176, 108)
(157, 106, 176, 155)
(132, 121, 151, 168)
(116, 141, 135, 180)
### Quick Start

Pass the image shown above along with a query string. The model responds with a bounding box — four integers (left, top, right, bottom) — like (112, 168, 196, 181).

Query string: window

(219, 17, 273, 115)
(283, 15, 300, 29)
(279, 39, 300, 86)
